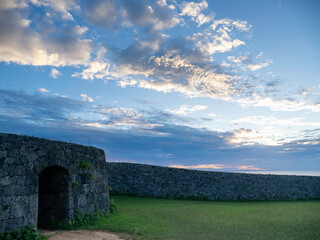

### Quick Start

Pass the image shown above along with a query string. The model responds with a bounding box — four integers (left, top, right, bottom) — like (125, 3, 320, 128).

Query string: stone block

(0, 176, 11, 187)
(0, 151, 7, 158)
(5, 218, 24, 231)
(5, 158, 14, 165)
(78, 194, 87, 207)
(10, 202, 25, 218)
(0, 221, 5, 233)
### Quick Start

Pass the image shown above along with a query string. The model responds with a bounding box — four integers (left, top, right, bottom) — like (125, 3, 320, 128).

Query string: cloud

(228, 53, 272, 71)
(166, 104, 207, 115)
(191, 27, 246, 56)
(81, 0, 120, 29)
(0, 89, 83, 122)
(73, 61, 110, 80)
(230, 116, 320, 127)
(81, 0, 180, 31)
(80, 93, 94, 102)
(0, 0, 28, 10)
(0, 3, 92, 66)
(169, 164, 265, 171)
(211, 18, 251, 32)
(297, 87, 315, 96)
(110, 54, 235, 99)
(38, 87, 50, 93)
(30, 0, 77, 20)
(237, 96, 320, 112)
(169, 164, 224, 169)
(228, 128, 281, 146)
(179, 0, 213, 26)
(50, 68, 62, 78)
(237, 165, 264, 171)
(87, 105, 162, 130)
(245, 61, 272, 71)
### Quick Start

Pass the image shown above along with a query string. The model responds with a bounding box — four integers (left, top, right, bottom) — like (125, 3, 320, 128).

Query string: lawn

(85, 196, 320, 240)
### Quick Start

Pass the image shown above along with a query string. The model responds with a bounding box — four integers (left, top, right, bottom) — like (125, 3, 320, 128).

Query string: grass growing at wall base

(85, 196, 320, 240)
(0, 225, 47, 240)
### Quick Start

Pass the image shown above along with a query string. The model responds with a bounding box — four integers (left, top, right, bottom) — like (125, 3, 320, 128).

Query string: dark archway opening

(38, 166, 69, 228)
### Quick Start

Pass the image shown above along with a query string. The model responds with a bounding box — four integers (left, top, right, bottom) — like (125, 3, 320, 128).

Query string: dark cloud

(81, 0, 120, 29)
(81, 0, 179, 31)
(0, 89, 85, 124)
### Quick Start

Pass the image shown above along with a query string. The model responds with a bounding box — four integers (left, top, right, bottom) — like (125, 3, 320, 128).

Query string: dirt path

(41, 230, 125, 240)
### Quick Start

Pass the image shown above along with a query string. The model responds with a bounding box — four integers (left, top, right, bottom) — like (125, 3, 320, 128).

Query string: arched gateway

(0, 133, 110, 233)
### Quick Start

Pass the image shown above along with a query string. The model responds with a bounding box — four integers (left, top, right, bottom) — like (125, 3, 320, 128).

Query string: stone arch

(38, 165, 70, 228)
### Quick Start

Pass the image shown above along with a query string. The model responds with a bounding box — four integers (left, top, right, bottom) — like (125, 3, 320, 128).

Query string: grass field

(84, 196, 320, 240)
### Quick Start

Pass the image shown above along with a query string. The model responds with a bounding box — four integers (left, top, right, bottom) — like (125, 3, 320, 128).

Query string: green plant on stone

(78, 159, 92, 171)
(73, 181, 80, 187)
(72, 159, 78, 165)
(109, 199, 118, 214)
(90, 173, 95, 180)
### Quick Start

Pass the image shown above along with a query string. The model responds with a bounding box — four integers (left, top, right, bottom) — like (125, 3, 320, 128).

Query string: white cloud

(80, 93, 94, 102)
(208, 113, 217, 118)
(72, 61, 110, 80)
(256, 52, 264, 58)
(196, 29, 245, 55)
(50, 68, 62, 78)
(228, 53, 272, 71)
(54, 93, 68, 98)
(211, 19, 251, 32)
(30, 0, 77, 20)
(84, 106, 162, 130)
(0, 6, 92, 66)
(107, 54, 235, 99)
(237, 96, 320, 112)
(38, 87, 49, 93)
(180, 0, 214, 26)
(231, 116, 320, 127)
(297, 87, 315, 96)
(73, 25, 88, 35)
(228, 128, 283, 146)
(136, 55, 234, 98)
(245, 60, 272, 71)
(166, 104, 207, 115)
(191, 25, 247, 56)
(232, 20, 251, 32)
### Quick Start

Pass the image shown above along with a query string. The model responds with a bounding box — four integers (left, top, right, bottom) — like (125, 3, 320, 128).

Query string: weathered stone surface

(0, 133, 109, 233)
(0, 176, 11, 186)
(107, 162, 320, 201)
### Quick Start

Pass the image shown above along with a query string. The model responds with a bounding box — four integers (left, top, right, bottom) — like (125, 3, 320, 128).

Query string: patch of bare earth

(41, 229, 128, 240)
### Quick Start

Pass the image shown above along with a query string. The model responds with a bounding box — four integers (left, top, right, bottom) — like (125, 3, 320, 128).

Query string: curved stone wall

(0, 133, 109, 232)
(106, 162, 320, 201)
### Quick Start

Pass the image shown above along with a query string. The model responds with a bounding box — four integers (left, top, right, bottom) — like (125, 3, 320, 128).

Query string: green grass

(85, 196, 320, 240)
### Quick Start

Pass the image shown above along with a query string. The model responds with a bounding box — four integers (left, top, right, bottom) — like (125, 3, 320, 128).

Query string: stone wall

(107, 162, 320, 201)
(0, 133, 109, 232)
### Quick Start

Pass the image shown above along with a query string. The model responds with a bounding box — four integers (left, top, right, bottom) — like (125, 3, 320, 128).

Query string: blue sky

(0, 0, 319, 173)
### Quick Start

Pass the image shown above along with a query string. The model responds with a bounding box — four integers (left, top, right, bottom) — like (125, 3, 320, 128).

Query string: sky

(0, 0, 319, 174)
